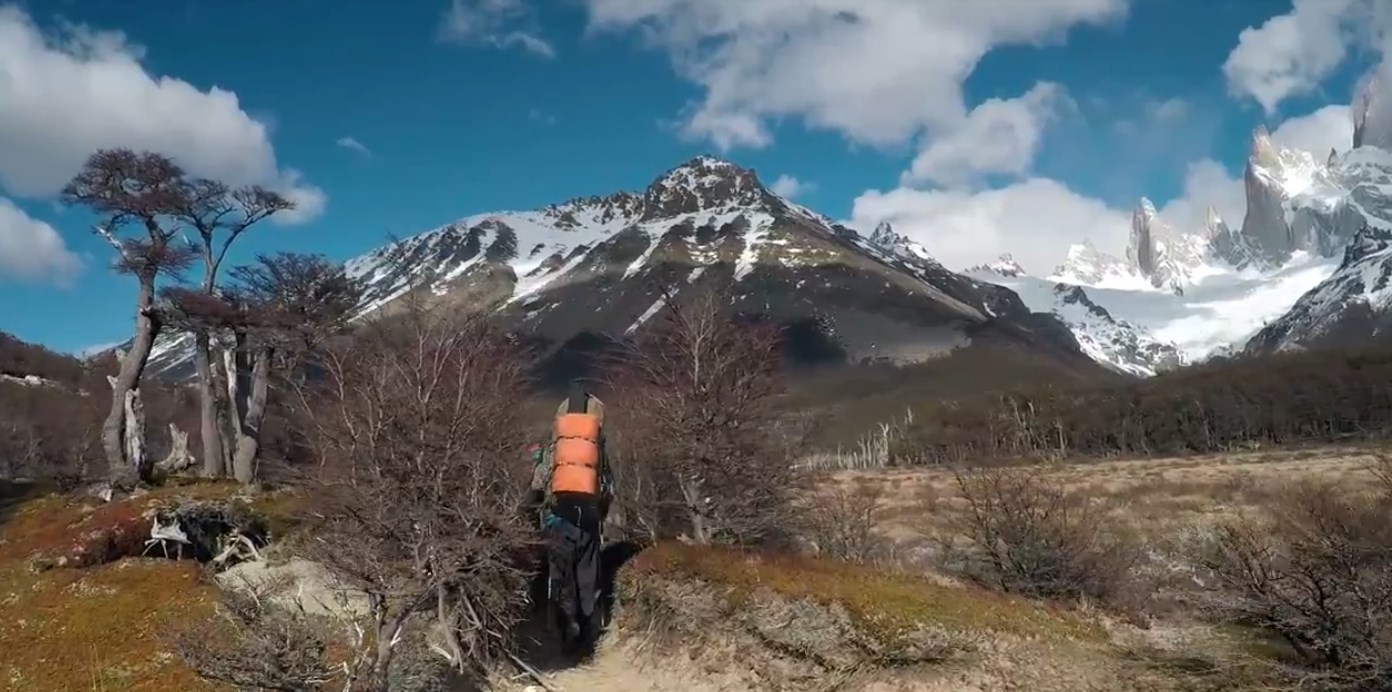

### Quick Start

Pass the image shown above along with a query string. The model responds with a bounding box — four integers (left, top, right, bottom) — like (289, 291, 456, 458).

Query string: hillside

(0, 332, 96, 387)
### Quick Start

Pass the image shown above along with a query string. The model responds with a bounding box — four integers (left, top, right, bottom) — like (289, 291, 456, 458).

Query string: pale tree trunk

(156, 422, 195, 474)
(217, 344, 239, 477)
(678, 475, 710, 544)
(195, 331, 226, 478)
(123, 387, 146, 476)
(106, 375, 148, 482)
(231, 341, 273, 484)
(103, 275, 159, 488)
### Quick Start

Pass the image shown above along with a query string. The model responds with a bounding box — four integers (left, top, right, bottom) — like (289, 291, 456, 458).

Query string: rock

(217, 557, 370, 620)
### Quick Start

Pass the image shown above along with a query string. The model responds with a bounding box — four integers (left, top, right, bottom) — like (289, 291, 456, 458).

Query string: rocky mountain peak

(544, 191, 644, 229)
(1137, 197, 1159, 219)
(869, 220, 902, 248)
(867, 220, 941, 265)
(639, 155, 770, 220)
(1343, 224, 1392, 267)
(968, 254, 1027, 277)
(990, 254, 1026, 277)
(1128, 198, 1160, 278)
(1328, 147, 1340, 167)
(1354, 62, 1392, 152)
(1204, 205, 1225, 235)
(1050, 239, 1139, 287)
(1250, 125, 1279, 166)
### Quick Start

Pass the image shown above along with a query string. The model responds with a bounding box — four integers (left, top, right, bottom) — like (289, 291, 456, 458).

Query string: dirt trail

(516, 448, 1387, 691)
(516, 639, 753, 692)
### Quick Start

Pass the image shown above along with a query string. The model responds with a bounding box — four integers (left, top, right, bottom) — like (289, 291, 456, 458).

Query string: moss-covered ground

(0, 481, 305, 692)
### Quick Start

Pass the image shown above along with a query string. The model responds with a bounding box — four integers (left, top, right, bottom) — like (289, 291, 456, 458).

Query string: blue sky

(0, 0, 1388, 352)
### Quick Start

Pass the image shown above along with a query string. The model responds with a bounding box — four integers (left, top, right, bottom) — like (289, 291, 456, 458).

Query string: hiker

(527, 380, 614, 651)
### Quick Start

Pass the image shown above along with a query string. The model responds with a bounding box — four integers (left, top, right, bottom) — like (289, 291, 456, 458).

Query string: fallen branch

(509, 651, 563, 692)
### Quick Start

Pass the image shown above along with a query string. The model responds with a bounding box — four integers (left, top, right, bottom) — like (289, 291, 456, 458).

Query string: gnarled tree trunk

(156, 422, 195, 474)
(195, 332, 227, 478)
(103, 275, 159, 488)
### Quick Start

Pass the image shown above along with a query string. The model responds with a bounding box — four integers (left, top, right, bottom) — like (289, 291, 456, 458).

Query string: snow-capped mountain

(135, 156, 1099, 380)
(1246, 218, 1392, 354)
(1049, 240, 1149, 289)
(966, 254, 1027, 278)
(965, 261, 1181, 376)
(988, 74, 1392, 367)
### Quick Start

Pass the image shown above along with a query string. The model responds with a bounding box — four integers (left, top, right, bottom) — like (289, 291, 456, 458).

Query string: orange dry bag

(551, 412, 601, 495)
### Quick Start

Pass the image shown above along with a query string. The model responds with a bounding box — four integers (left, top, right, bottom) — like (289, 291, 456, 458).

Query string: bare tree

(164, 253, 361, 484)
(225, 253, 361, 483)
(61, 149, 197, 487)
(290, 306, 537, 689)
(168, 177, 293, 479)
(605, 288, 793, 546)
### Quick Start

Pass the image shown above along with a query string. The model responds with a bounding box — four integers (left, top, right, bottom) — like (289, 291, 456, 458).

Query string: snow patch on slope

(965, 269, 1180, 376)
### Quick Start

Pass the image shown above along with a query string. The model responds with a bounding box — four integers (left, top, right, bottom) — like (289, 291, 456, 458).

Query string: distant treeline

(895, 345, 1392, 464)
(0, 332, 96, 386)
(0, 332, 196, 483)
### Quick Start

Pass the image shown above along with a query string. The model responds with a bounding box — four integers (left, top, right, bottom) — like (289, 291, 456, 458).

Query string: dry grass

(824, 446, 1386, 549)
(0, 481, 303, 692)
(605, 542, 1277, 692)
(624, 542, 1107, 647)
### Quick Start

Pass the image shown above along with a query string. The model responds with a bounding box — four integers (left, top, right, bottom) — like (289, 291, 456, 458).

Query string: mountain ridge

(130, 156, 1107, 383)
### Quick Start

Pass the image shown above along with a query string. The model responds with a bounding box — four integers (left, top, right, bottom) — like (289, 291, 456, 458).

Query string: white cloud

(439, 0, 555, 58)
(1222, 0, 1385, 113)
(1270, 104, 1354, 157)
(903, 82, 1064, 187)
(336, 136, 372, 157)
(0, 6, 323, 222)
(271, 169, 327, 226)
(0, 197, 81, 286)
(582, 0, 1126, 152)
(770, 174, 815, 198)
(1146, 97, 1190, 123)
(1157, 159, 1245, 233)
(850, 178, 1130, 273)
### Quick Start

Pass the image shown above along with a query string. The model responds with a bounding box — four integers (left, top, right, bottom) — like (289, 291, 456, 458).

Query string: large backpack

(550, 410, 601, 496)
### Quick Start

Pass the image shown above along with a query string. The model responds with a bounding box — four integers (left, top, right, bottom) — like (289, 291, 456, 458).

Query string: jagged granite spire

(1127, 198, 1159, 278)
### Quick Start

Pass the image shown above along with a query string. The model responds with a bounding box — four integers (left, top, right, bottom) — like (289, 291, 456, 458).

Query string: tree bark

(156, 422, 195, 474)
(678, 475, 710, 544)
(195, 331, 226, 478)
(217, 344, 239, 477)
(231, 341, 273, 484)
(123, 386, 147, 478)
(102, 275, 159, 488)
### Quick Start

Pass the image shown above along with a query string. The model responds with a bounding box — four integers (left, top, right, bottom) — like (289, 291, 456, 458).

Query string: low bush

(944, 466, 1144, 612)
(171, 580, 338, 692)
(1188, 477, 1392, 691)
(802, 485, 890, 565)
